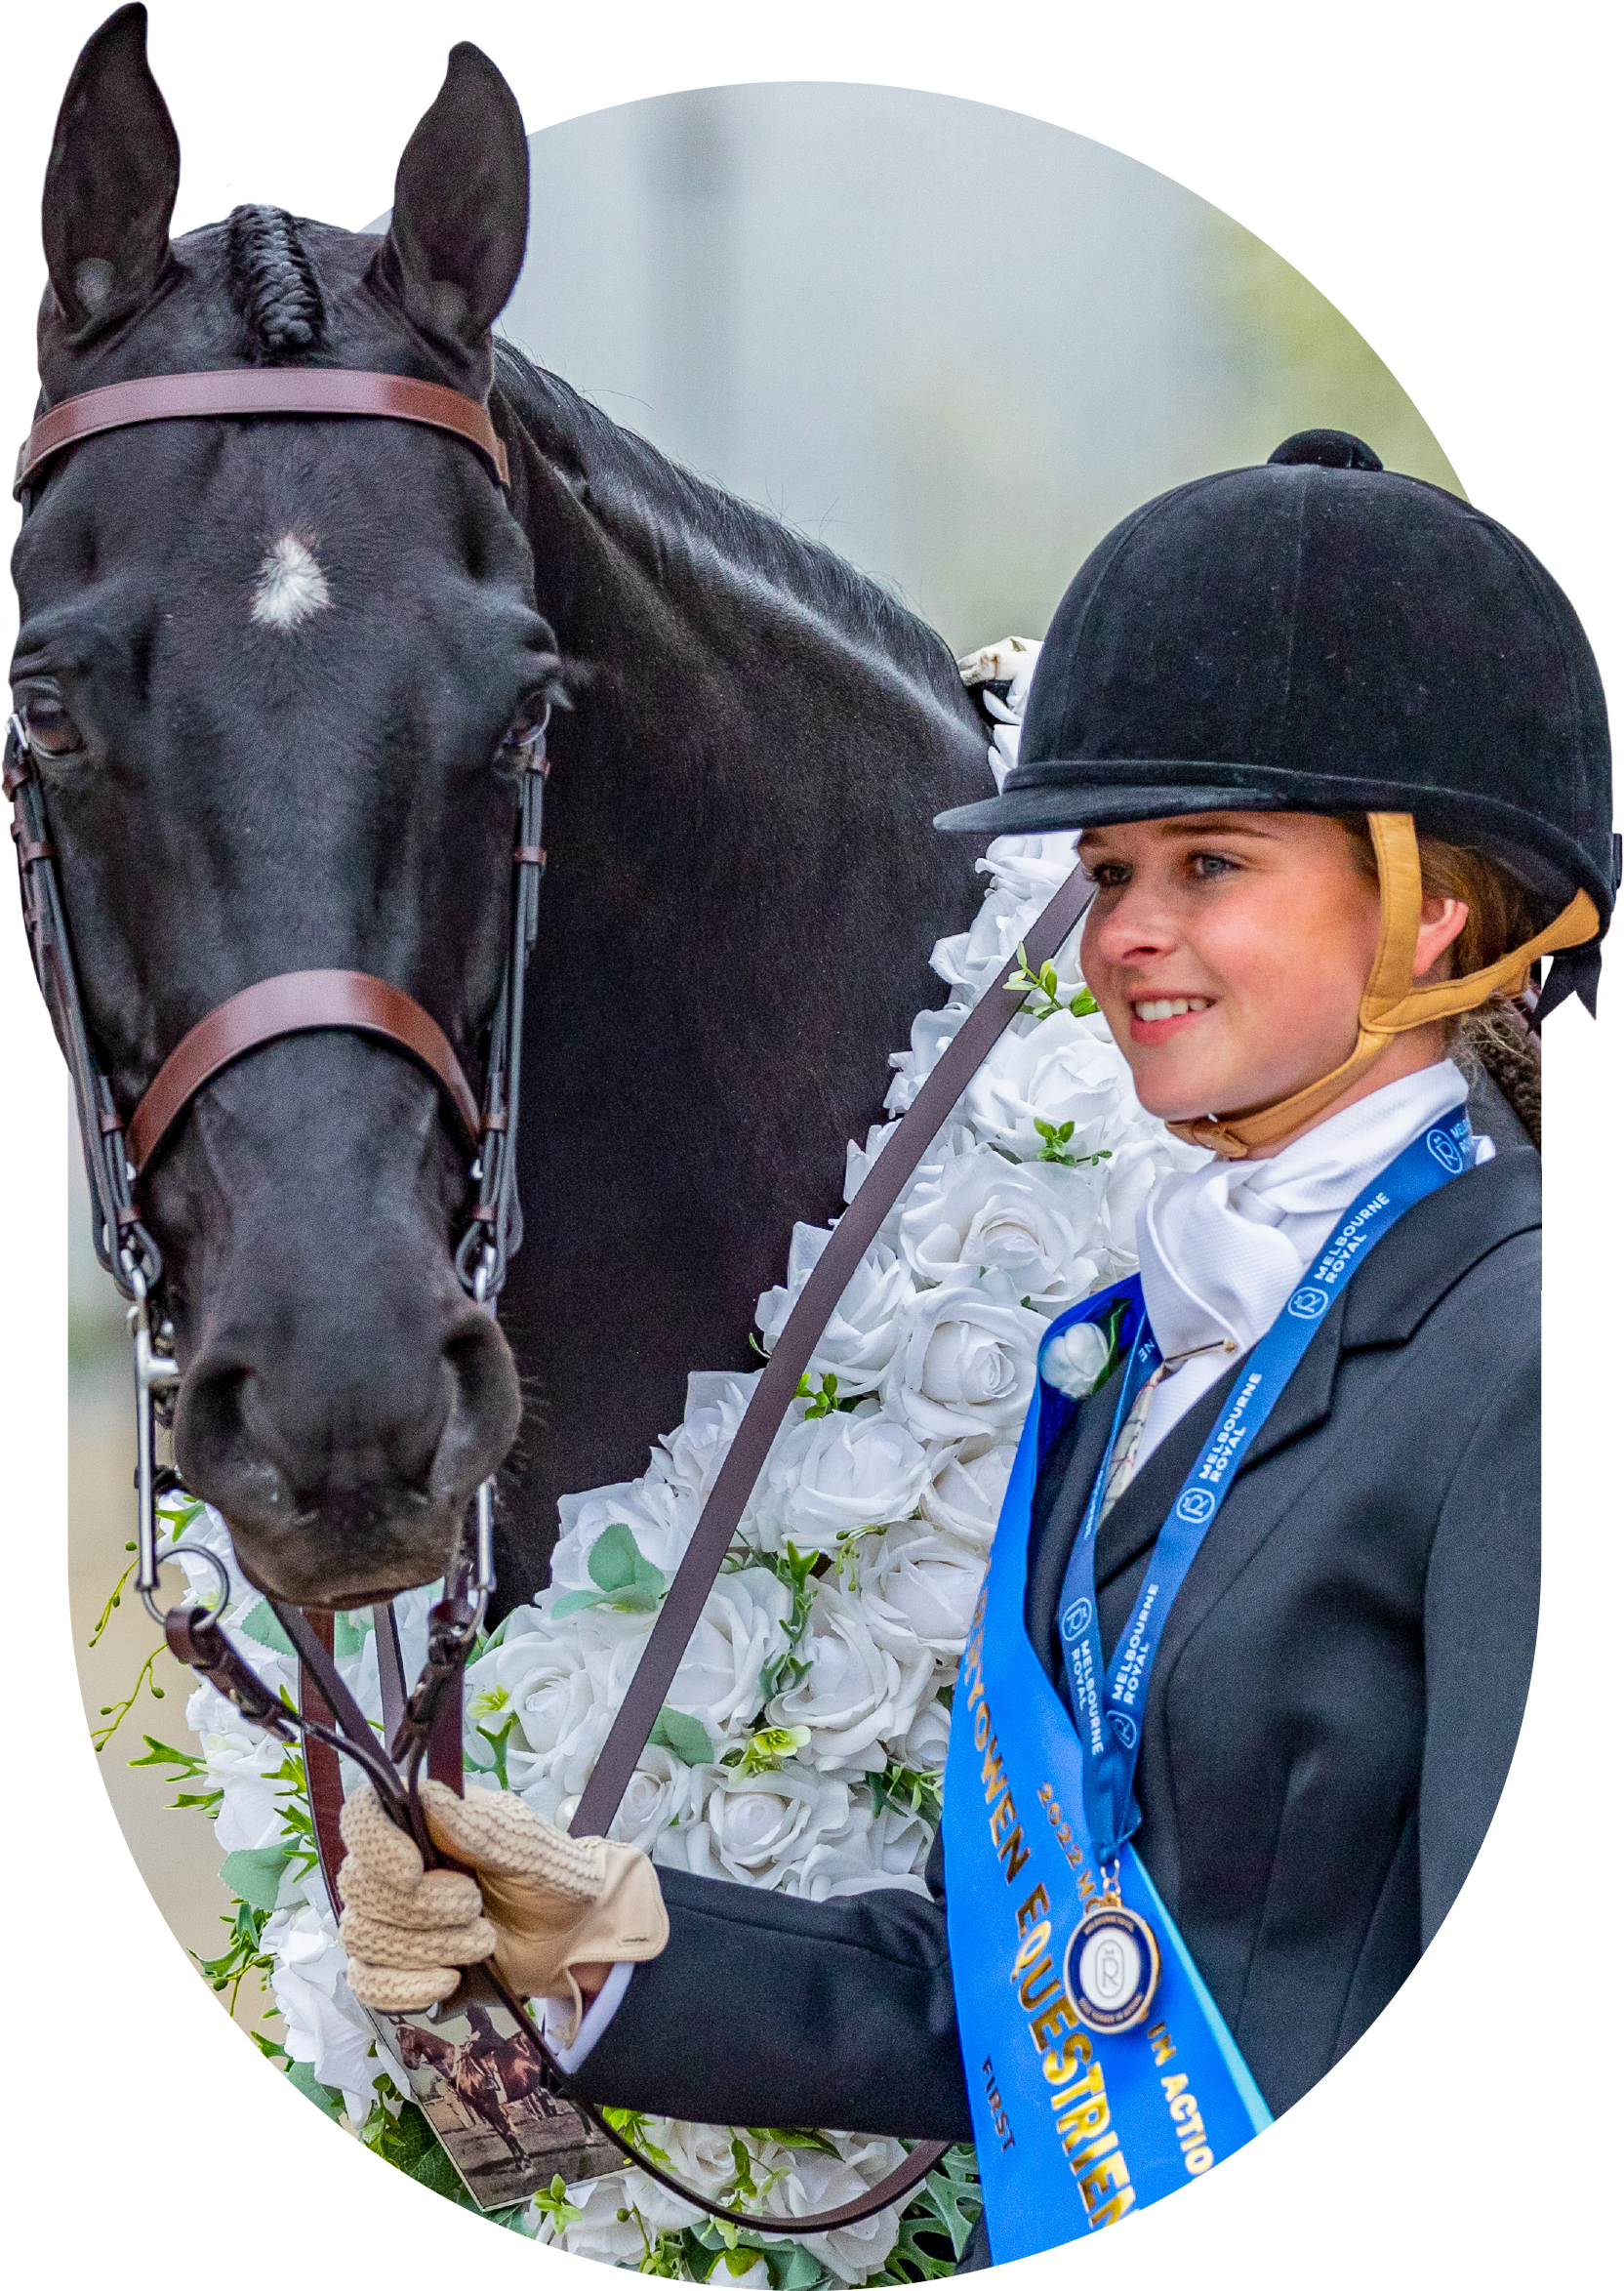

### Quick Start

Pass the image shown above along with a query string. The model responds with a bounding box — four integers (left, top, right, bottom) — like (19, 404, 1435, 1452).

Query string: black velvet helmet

(937, 430, 1615, 1018)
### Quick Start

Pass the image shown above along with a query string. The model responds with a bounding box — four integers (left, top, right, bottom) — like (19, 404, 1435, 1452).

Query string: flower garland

(148, 638, 1201, 2277)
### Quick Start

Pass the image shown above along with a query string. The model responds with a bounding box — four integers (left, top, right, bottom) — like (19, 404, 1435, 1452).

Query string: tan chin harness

(1166, 811, 1600, 1160)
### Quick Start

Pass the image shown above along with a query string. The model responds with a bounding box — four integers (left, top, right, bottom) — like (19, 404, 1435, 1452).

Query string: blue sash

(942, 1116, 1474, 2260)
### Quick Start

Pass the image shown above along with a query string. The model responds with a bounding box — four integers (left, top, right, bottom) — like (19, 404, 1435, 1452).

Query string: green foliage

(744, 2128, 841, 2157)
(360, 2095, 473, 2208)
(878, 2146, 984, 2279)
(648, 1706, 716, 1766)
(1033, 1117, 1111, 1169)
(87, 1559, 136, 1651)
(1004, 945, 1099, 1022)
(865, 1761, 944, 1827)
(128, 1733, 222, 1812)
(194, 1896, 274, 2015)
(688, 2223, 828, 2287)
(218, 1844, 291, 1912)
(286, 2060, 346, 2120)
(757, 1544, 821, 1701)
(533, 2173, 587, 2230)
(722, 1726, 811, 1778)
(552, 1522, 667, 1617)
(1089, 1297, 1132, 1398)
(236, 1599, 298, 1657)
(334, 1609, 374, 1657)
(471, 1710, 519, 1789)
(602, 2107, 672, 2165)
(795, 1371, 860, 1417)
(92, 1644, 166, 1752)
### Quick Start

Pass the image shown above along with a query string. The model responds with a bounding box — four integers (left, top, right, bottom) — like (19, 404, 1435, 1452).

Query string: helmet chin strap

(1167, 811, 1601, 1161)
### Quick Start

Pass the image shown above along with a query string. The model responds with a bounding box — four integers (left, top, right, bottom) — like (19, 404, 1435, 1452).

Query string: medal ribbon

(1052, 1113, 1477, 1866)
(941, 1114, 1475, 2261)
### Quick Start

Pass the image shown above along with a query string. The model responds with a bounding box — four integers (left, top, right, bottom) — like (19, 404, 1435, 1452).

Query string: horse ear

(42, 5, 180, 337)
(369, 43, 529, 354)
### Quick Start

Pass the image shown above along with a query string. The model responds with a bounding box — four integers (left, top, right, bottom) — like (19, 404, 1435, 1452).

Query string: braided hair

(225, 204, 325, 359)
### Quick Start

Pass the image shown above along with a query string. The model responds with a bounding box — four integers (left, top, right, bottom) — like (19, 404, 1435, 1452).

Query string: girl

(337, 429, 1611, 2261)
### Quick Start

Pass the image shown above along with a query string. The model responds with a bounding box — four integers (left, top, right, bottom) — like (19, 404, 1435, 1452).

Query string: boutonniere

(1040, 1297, 1129, 1400)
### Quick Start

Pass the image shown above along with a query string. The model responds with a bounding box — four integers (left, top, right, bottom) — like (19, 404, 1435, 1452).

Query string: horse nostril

(431, 1313, 524, 1502)
(173, 1357, 296, 1525)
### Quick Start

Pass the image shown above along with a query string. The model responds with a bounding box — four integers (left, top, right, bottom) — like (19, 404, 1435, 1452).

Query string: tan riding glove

(337, 1780, 670, 2040)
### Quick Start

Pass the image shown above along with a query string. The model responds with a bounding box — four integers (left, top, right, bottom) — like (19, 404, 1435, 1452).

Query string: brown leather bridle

(12, 360, 1094, 2234)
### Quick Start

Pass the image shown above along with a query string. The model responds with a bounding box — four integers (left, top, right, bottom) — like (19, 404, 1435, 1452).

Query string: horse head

(14, 8, 551, 1604)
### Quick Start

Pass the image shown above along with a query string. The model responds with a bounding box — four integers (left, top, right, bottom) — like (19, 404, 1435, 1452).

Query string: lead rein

(125, 828, 1094, 2233)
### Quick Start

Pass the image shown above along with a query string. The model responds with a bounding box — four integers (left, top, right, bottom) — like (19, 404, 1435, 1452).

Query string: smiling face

(1077, 811, 1465, 1150)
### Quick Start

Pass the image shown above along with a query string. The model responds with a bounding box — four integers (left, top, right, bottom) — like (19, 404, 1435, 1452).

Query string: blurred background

(70, 79, 1455, 2009)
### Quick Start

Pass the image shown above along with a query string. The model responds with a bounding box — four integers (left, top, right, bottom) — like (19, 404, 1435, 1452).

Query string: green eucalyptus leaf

(334, 1610, 374, 1657)
(218, 1843, 291, 1911)
(235, 1600, 297, 1657)
(286, 2060, 346, 2120)
(649, 1706, 715, 1765)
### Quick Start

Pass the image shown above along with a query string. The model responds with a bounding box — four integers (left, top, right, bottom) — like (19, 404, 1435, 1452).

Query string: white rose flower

(753, 1402, 933, 1558)
(882, 1272, 1045, 1443)
(843, 1118, 978, 1228)
(894, 1688, 954, 1774)
(755, 1225, 915, 1395)
(650, 1370, 759, 1502)
(976, 828, 1078, 905)
(264, 1899, 380, 2121)
(754, 2132, 912, 2285)
(765, 1582, 934, 1771)
(541, 2170, 662, 2265)
(668, 1567, 793, 1747)
(963, 1005, 1135, 1161)
(548, 1473, 697, 1601)
(479, 1609, 651, 1823)
(185, 1689, 295, 1853)
(1042, 1315, 1115, 1398)
(671, 1762, 854, 1888)
(928, 886, 1029, 1005)
(918, 1436, 1017, 1554)
(784, 1795, 918, 1901)
(610, 1745, 702, 1855)
(897, 1152, 1108, 1314)
(856, 1521, 987, 1662)
(882, 1006, 967, 1116)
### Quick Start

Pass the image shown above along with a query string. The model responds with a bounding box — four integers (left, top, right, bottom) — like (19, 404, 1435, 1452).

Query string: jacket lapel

(1024, 1146, 1542, 1667)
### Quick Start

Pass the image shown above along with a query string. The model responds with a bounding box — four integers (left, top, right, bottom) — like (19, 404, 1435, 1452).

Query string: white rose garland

(158, 641, 1204, 2278)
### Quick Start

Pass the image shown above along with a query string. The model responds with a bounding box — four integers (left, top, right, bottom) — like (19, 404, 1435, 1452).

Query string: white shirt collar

(1135, 1061, 1477, 1364)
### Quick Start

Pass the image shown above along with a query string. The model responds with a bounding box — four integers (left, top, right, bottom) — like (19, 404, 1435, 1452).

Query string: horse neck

(504, 403, 985, 926)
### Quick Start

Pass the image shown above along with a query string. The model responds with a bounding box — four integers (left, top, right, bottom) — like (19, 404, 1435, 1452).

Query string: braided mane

(224, 204, 325, 358)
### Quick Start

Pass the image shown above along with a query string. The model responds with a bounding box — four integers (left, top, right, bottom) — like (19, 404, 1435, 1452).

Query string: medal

(1063, 1877, 1161, 2035)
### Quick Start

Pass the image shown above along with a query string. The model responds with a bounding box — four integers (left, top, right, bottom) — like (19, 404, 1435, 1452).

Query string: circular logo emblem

(1428, 1129, 1464, 1175)
(1108, 1710, 1139, 1749)
(1175, 1486, 1216, 1526)
(1064, 1903, 1162, 2034)
(1287, 1285, 1329, 1321)
(1059, 1596, 1094, 1642)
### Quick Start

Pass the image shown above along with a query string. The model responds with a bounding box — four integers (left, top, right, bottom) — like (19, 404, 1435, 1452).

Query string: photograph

(5, 4, 1616, 2285)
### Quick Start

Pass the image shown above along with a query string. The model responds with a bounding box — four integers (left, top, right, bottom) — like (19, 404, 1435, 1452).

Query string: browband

(14, 367, 509, 498)
(127, 969, 480, 1173)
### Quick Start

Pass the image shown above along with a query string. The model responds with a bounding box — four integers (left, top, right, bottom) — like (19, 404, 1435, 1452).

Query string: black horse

(16, 9, 991, 1609)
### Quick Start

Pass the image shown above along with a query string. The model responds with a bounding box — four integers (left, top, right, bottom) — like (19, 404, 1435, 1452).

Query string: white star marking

(251, 532, 332, 632)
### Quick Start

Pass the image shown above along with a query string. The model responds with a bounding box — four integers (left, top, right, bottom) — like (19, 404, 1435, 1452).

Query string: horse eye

(20, 693, 84, 758)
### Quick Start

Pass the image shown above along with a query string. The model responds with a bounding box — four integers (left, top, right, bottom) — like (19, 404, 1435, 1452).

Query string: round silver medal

(1063, 1899, 1161, 2034)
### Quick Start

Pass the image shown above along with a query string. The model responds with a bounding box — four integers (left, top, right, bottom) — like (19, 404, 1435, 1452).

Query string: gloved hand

(337, 1780, 669, 2040)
